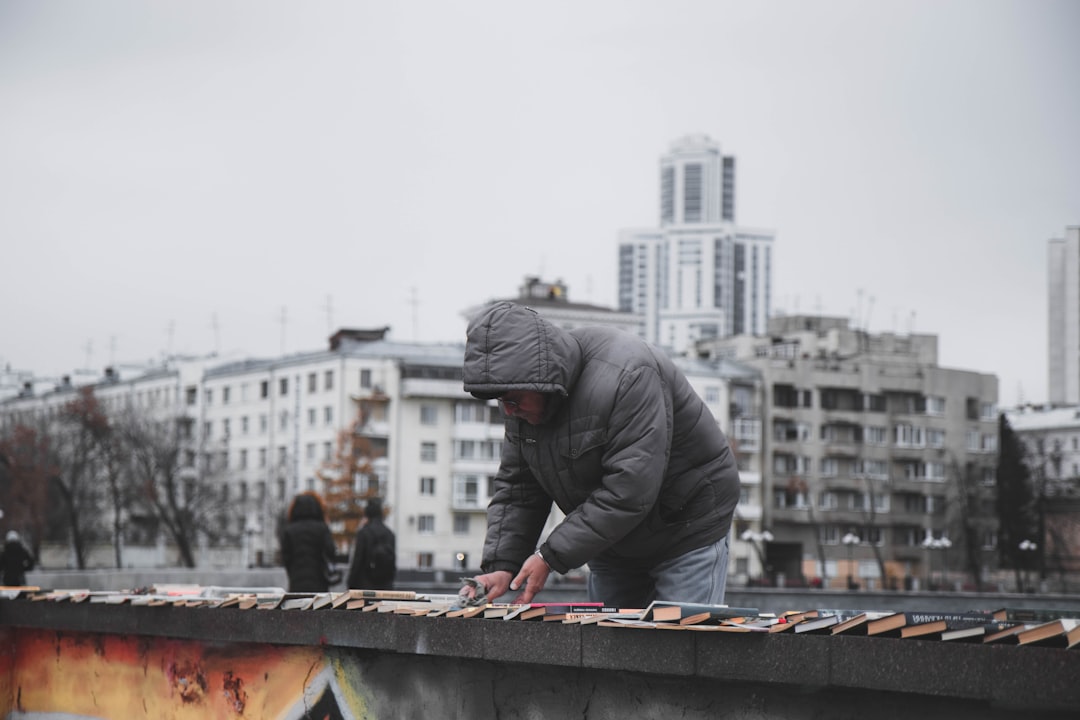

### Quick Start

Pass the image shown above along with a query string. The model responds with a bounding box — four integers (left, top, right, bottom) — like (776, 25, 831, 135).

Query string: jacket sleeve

(542, 366, 672, 572)
(481, 429, 554, 574)
(346, 530, 366, 589)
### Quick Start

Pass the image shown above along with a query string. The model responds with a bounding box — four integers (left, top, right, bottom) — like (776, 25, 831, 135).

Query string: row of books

(3, 584, 1078, 648)
(768, 607, 1080, 648)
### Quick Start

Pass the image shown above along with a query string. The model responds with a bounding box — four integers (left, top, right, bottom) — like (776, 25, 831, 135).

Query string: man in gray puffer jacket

(462, 301, 741, 608)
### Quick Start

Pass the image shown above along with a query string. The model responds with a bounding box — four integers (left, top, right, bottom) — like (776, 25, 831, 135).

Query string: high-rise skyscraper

(1048, 226, 1080, 405)
(618, 134, 775, 351)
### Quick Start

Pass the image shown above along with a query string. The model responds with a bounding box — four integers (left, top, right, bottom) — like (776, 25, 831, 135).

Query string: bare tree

(114, 409, 231, 568)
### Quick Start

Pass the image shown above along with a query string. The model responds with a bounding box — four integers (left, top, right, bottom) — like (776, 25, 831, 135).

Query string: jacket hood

(463, 302, 581, 399)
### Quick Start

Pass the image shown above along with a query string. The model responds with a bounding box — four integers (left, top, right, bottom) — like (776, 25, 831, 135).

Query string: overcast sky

(1, 0, 1077, 408)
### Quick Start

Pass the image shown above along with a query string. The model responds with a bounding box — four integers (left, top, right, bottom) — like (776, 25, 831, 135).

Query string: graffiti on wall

(1, 627, 374, 719)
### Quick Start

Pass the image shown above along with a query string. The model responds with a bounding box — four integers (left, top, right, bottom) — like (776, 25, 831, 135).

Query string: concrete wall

(1, 597, 1078, 719)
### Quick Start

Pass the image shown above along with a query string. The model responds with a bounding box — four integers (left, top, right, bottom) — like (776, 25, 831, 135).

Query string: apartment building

(1005, 404, 1080, 579)
(1048, 226, 1080, 405)
(698, 314, 1000, 590)
(618, 134, 775, 350)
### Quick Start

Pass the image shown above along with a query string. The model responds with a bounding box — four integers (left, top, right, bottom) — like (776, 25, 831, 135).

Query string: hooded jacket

(463, 301, 741, 575)
(281, 493, 337, 593)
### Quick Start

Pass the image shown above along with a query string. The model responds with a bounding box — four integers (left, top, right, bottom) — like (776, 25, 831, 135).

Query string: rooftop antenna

(165, 321, 175, 358)
(278, 307, 288, 355)
(210, 313, 220, 355)
(322, 295, 334, 334)
(863, 295, 875, 332)
(83, 339, 93, 371)
(408, 286, 419, 340)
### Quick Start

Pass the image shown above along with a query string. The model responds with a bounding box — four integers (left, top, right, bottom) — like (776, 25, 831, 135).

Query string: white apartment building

(618, 134, 775, 351)
(3, 287, 762, 579)
(1048, 226, 1080, 405)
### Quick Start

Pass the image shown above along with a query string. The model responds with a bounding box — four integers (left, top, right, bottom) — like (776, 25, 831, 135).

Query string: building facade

(1048, 226, 1080, 405)
(698, 315, 1000, 590)
(1005, 404, 1080, 584)
(618, 134, 775, 351)
(2, 283, 761, 582)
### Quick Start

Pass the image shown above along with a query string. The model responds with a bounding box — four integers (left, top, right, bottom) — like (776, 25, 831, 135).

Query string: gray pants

(586, 535, 730, 608)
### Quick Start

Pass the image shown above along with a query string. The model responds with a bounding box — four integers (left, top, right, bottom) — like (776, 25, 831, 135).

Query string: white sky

(1, 0, 1077, 408)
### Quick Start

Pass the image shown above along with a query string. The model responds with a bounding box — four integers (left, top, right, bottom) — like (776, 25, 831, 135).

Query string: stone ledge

(2, 600, 1078, 713)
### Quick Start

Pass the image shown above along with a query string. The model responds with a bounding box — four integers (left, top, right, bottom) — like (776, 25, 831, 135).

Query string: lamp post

(921, 535, 951, 590)
(938, 537, 952, 591)
(841, 532, 860, 590)
(740, 529, 774, 585)
(1018, 539, 1038, 593)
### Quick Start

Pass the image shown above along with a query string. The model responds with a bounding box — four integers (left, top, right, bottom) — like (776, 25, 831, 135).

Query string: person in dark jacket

(346, 497, 397, 590)
(281, 492, 337, 593)
(1, 530, 36, 586)
(460, 301, 741, 608)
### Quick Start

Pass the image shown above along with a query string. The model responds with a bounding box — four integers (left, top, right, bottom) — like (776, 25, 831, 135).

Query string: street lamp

(841, 532, 860, 590)
(921, 535, 952, 590)
(740, 529, 774, 585)
(1018, 539, 1038, 593)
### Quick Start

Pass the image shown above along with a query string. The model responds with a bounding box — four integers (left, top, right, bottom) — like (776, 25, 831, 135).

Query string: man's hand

(509, 552, 551, 604)
(462, 571, 513, 603)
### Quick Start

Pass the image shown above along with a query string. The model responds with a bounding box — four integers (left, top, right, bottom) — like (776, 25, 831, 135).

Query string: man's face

(498, 391, 547, 425)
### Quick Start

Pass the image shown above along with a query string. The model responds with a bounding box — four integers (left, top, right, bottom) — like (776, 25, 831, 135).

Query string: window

(260, 380, 269, 399)
(279, 410, 289, 430)
(241, 416, 249, 435)
(360, 369, 372, 389)
(456, 440, 475, 459)
(925, 396, 945, 416)
(894, 424, 924, 448)
(420, 404, 438, 425)
(819, 491, 838, 510)
(453, 474, 481, 507)
(863, 393, 886, 412)
(864, 426, 887, 445)
(203, 421, 212, 439)
(418, 515, 435, 534)
(820, 458, 838, 477)
(186, 386, 197, 405)
(308, 408, 317, 427)
(239, 449, 248, 470)
(872, 493, 889, 512)
(704, 386, 720, 404)
(259, 414, 268, 433)
(258, 448, 267, 468)
(323, 442, 333, 461)
(306, 443, 315, 462)
(926, 428, 945, 448)
(453, 514, 470, 535)
(819, 526, 839, 545)
(417, 552, 433, 568)
(205, 388, 213, 405)
(865, 527, 884, 546)
(222, 386, 231, 405)
(222, 419, 231, 438)
(420, 442, 437, 462)
(420, 477, 435, 495)
(278, 446, 287, 465)
(279, 378, 289, 396)
(324, 370, 334, 390)
(307, 373, 317, 393)
(981, 530, 997, 550)
(324, 406, 333, 425)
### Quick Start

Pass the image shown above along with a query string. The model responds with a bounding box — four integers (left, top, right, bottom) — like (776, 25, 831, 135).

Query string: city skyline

(2, 1, 1078, 408)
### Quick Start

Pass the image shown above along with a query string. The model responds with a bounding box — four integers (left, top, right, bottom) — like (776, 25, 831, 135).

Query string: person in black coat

(346, 497, 397, 590)
(281, 492, 337, 593)
(1, 530, 35, 586)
